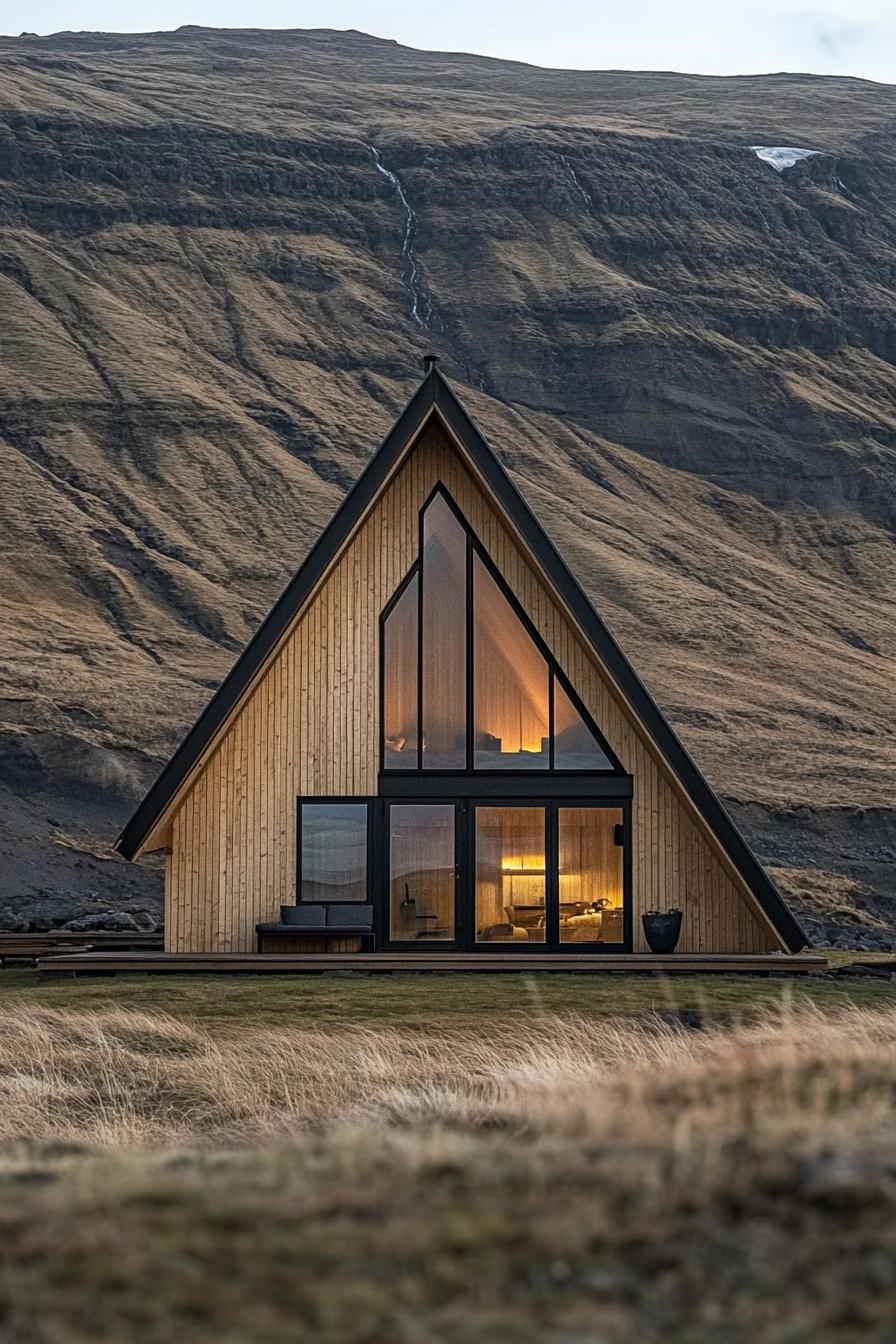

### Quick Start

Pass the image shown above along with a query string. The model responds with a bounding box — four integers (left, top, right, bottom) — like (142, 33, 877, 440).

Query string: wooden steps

(36, 951, 828, 977)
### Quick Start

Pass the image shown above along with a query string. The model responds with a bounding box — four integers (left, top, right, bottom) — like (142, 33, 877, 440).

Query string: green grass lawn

(0, 953, 891, 1030)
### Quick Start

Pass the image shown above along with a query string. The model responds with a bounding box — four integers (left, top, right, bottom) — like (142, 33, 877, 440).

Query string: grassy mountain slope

(0, 28, 893, 936)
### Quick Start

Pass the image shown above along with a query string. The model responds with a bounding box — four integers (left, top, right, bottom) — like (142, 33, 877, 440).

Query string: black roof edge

(115, 366, 440, 860)
(116, 363, 807, 954)
(432, 374, 807, 953)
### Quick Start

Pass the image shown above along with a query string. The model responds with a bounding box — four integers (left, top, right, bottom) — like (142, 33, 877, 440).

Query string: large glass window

(558, 806, 624, 943)
(300, 802, 368, 902)
(475, 806, 546, 943)
(380, 487, 620, 775)
(473, 555, 549, 769)
(553, 681, 614, 771)
(421, 494, 467, 770)
(383, 573, 419, 769)
(389, 804, 456, 941)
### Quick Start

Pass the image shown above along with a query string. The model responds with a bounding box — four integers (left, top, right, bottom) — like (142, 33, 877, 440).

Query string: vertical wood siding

(164, 422, 779, 953)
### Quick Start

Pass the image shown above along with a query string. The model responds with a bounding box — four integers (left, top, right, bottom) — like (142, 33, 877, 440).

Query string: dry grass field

(0, 969, 894, 1342)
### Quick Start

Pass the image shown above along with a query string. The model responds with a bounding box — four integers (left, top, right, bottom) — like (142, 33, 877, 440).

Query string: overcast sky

(3, 1, 895, 82)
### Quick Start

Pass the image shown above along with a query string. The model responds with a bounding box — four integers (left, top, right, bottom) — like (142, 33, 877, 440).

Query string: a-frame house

(116, 360, 806, 961)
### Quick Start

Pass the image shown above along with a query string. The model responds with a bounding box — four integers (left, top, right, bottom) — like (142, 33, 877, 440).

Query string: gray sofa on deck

(255, 903, 374, 952)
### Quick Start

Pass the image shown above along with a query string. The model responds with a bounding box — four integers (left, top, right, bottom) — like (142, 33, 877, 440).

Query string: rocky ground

(0, 777, 162, 932)
(729, 803, 896, 950)
(0, 28, 893, 945)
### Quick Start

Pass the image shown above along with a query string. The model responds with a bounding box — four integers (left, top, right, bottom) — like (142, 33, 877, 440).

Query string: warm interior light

(501, 854, 546, 872)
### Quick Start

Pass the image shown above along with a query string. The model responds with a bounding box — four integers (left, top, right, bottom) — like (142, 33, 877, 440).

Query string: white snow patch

(751, 146, 819, 172)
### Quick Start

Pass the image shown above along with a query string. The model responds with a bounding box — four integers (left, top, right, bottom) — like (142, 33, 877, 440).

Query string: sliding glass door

(383, 800, 628, 951)
(473, 803, 626, 949)
(387, 803, 457, 944)
(474, 806, 547, 943)
(557, 806, 625, 945)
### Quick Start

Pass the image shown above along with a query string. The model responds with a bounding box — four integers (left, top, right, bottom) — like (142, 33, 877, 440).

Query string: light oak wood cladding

(164, 419, 780, 954)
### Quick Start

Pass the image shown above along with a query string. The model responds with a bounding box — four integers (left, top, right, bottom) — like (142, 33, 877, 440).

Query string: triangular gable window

(553, 680, 614, 771)
(381, 487, 622, 774)
(473, 554, 549, 768)
(421, 492, 467, 770)
(382, 571, 418, 764)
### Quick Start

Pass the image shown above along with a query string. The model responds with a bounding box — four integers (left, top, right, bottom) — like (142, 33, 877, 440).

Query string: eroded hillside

(0, 28, 893, 939)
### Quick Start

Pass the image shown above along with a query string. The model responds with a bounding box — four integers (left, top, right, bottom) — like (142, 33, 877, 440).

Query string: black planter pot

(642, 911, 682, 954)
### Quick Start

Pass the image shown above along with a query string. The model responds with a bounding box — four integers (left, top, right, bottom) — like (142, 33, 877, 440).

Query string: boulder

(63, 911, 141, 933)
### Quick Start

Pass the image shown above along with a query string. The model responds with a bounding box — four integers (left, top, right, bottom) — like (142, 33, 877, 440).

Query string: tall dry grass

(3, 998, 896, 1342)
(0, 997, 894, 1184)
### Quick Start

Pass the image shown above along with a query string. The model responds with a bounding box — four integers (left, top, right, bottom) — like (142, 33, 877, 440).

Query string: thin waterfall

(560, 154, 593, 209)
(366, 143, 431, 328)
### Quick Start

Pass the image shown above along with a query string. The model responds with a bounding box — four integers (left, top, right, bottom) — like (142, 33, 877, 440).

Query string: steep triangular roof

(116, 364, 806, 952)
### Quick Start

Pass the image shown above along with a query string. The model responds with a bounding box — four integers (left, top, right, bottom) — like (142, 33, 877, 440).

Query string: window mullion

(466, 532, 474, 772)
(417, 511, 424, 770)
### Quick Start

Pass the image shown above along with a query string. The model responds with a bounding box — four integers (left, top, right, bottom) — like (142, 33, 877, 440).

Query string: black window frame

(379, 483, 625, 778)
(469, 798, 632, 952)
(380, 797, 464, 950)
(381, 566, 421, 769)
(296, 794, 632, 952)
(295, 796, 375, 905)
(377, 796, 632, 953)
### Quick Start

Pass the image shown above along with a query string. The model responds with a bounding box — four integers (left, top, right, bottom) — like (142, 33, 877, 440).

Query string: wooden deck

(36, 951, 828, 977)
(0, 930, 163, 968)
